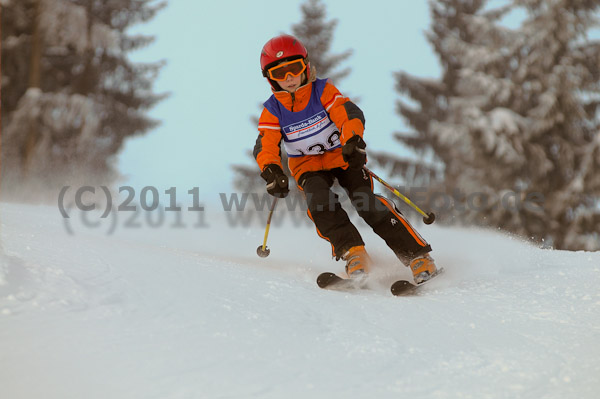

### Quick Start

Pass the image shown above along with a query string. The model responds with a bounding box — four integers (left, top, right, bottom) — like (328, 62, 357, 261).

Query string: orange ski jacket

(254, 78, 365, 183)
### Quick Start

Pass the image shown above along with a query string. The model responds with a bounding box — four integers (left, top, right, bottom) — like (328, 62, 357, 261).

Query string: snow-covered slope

(1, 202, 599, 399)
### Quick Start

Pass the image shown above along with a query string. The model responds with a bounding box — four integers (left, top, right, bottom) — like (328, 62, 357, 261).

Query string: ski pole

(363, 166, 436, 225)
(256, 197, 279, 257)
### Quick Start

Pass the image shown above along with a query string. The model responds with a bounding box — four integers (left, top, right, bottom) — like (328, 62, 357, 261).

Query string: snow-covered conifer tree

(1, 0, 165, 198)
(395, 0, 600, 250)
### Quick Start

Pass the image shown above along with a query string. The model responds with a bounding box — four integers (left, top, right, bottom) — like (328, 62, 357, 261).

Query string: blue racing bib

(264, 79, 341, 157)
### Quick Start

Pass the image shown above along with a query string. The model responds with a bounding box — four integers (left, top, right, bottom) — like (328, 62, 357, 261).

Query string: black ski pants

(298, 167, 432, 262)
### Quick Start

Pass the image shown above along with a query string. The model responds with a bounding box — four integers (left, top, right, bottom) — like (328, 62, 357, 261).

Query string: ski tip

(317, 272, 339, 288)
(391, 267, 445, 296)
(390, 280, 414, 296)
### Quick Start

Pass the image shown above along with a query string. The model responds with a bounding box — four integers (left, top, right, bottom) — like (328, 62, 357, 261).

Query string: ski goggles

(266, 59, 307, 81)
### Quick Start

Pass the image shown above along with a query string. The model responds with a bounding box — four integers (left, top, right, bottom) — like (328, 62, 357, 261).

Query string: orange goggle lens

(267, 59, 307, 81)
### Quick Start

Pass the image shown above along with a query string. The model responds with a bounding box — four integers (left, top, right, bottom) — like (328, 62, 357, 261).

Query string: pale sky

(118, 0, 525, 201)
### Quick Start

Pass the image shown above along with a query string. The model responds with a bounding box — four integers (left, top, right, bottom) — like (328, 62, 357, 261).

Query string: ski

(318, 267, 445, 295)
(390, 267, 445, 296)
(316, 272, 368, 291)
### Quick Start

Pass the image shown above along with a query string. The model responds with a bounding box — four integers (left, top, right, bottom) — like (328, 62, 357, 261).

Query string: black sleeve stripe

(253, 134, 263, 160)
(343, 101, 365, 127)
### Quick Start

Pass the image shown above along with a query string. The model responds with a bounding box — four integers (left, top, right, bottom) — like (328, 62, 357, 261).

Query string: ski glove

(342, 135, 367, 169)
(261, 164, 289, 198)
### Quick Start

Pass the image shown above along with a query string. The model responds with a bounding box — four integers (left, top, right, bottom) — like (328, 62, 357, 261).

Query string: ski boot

(342, 245, 372, 278)
(409, 253, 438, 284)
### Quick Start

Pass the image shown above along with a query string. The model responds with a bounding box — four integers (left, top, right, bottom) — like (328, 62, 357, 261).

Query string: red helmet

(260, 34, 310, 84)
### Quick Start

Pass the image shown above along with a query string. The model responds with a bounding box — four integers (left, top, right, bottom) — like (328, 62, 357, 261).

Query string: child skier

(254, 34, 437, 283)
